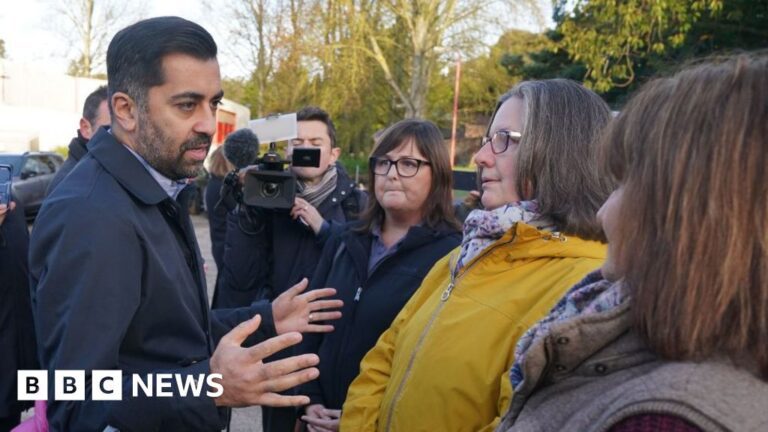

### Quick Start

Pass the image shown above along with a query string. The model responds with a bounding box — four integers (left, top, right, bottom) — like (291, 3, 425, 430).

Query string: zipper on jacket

(354, 286, 363, 302)
(383, 234, 517, 432)
(440, 282, 455, 301)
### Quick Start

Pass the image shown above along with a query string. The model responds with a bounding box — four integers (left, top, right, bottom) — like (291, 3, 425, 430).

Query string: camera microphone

(223, 128, 260, 169)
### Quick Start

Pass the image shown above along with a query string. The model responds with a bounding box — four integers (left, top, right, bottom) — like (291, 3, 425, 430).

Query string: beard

(135, 114, 212, 181)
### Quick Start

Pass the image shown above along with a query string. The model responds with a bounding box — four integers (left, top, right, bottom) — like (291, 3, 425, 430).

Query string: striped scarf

(297, 165, 338, 208)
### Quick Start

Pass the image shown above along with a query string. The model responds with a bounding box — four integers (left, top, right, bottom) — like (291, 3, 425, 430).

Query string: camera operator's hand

(211, 314, 320, 407)
(273, 278, 343, 334)
(0, 202, 16, 226)
(291, 198, 324, 234)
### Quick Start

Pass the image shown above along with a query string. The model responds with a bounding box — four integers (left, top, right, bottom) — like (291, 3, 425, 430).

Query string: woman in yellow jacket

(340, 79, 613, 432)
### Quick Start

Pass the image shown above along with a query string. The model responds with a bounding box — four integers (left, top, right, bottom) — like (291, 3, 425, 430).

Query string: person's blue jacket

(213, 166, 366, 308)
(30, 129, 275, 431)
(299, 221, 461, 410)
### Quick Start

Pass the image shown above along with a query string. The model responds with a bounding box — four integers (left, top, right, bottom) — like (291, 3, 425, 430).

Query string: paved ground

(192, 213, 263, 432)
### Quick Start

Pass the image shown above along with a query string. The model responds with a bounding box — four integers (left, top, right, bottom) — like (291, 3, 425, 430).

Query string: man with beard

(30, 17, 342, 431)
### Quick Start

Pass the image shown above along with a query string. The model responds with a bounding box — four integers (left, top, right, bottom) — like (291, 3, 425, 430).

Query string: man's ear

(78, 118, 92, 139)
(329, 146, 341, 166)
(111, 92, 138, 132)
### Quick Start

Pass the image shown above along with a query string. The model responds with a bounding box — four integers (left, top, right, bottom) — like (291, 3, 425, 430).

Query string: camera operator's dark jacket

(298, 221, 460, 410)
(213, 167, 367, 308)
(205, 174, 227, 270)
(46, 131, 89, 196)
(30, 129, 276, 431)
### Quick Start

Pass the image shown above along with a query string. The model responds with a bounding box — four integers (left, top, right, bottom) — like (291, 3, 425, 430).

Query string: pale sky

(0, 0, 552, 79)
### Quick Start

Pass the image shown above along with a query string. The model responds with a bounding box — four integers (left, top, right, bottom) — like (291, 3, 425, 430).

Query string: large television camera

(222, 113, 320, 210)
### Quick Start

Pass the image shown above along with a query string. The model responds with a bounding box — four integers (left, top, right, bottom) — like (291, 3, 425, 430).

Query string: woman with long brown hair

(497, 53, 768, 432)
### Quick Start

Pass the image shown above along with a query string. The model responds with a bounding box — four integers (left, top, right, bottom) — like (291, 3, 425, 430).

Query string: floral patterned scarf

(453, 201, 556, 275)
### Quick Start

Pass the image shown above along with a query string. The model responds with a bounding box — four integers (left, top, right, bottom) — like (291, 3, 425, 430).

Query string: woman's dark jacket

(0, 200, 38, 418)
(299, 221, 460, 409)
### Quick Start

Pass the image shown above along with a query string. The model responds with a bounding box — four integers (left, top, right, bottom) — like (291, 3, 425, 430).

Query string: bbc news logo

(18, 370, 223, 401)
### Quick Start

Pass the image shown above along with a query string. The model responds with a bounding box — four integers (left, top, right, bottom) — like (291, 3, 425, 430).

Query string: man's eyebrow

(169, 90, 225, 102)
(170, 92, 204, 102)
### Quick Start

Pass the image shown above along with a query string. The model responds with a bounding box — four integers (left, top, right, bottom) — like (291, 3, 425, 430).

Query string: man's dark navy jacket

(30, 129, 275, 431)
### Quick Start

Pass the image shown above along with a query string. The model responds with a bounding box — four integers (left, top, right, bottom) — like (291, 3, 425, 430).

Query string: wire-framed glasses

(480, 130, 522, 154)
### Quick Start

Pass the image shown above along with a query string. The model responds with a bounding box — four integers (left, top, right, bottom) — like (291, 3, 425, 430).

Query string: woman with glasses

(298, 119, 461, 432)
(341, 79, 614, 432)
(497, 54, 768, 432)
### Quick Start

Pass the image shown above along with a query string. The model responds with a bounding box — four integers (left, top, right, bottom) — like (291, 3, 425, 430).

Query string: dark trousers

(0, 412, 20, 432)
(262, 406, 297, 432)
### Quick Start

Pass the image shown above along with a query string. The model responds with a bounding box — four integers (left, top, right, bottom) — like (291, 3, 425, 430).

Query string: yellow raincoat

(340, 223, 606, 432)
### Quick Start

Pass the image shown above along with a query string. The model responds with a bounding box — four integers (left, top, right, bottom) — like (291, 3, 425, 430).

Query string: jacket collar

(87, 128, 171, 205)
(509, 290, 639, 417)
(315, 164, 357, 213)
(503, 222, 607, 261)
(341, 222, 459, 278)
(68, 132, 89, 162)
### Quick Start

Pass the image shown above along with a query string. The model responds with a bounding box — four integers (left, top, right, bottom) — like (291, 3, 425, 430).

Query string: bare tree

(47, 0, 144, 77)
(356, 0, 540, 118)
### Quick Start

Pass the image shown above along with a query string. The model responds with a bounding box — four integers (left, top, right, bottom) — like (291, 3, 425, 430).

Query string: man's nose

(195, 106, 217, 136)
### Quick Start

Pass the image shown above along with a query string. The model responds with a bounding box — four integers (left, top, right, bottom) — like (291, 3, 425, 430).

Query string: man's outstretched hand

(211, 315, 320, 407)
(273, 278, 343, 334)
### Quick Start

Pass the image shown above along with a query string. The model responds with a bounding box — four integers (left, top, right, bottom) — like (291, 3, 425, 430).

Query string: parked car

(0, 152, 64, 220)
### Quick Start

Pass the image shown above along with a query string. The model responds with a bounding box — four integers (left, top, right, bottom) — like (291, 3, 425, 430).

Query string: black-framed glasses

(370, 157, 431, 178)
(480, 130, 522, 154)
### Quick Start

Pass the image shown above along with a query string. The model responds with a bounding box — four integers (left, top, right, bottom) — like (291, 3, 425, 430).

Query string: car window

(40, 156, 59, 173)
(23, 157, 53, 176)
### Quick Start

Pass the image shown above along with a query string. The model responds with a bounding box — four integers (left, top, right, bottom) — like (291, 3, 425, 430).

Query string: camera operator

(213, 106, 366, 431)
(214, 107, 366, 308)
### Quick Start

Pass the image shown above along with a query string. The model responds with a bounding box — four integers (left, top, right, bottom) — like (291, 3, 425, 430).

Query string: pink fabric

(609, 414, 702, 432)
(11, 401, 48, 432)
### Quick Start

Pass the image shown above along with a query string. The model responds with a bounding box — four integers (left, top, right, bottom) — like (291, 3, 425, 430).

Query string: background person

(0, 200, 37, 432)
(341, 79, 614, 431)
(205, 146, 234, 271)
(213, 106, 367, 431)
(299, 119, 461, 432)
(46, 85, 111, 195)
(214, 106, 366, 309)
(497, 53, 768, 432)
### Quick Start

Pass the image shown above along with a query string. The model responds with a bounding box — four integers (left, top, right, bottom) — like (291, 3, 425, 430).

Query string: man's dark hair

(106, 16, 217, 114)
(82, 85, 108, 125)
(296, 106, 337, 148)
